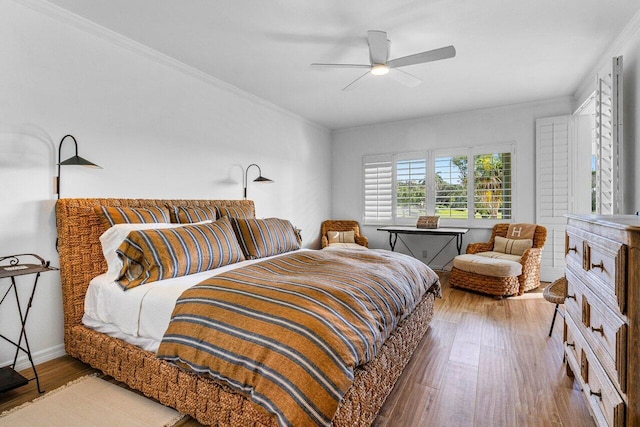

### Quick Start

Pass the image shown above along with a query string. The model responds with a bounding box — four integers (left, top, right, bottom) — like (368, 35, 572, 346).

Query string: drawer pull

(590, 325, 604, 336)
(566, 294, 576, 300)
(591, 261, 605, 271)
(567, 245, 578, 253)
(590, 389, 602, 401)
(566, 342, 575, 348)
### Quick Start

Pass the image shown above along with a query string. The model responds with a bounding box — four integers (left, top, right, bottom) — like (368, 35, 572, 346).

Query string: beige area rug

(0, 375, 184, 427)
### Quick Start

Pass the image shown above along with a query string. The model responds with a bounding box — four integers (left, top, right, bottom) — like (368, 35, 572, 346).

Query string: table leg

(456, 234, 464, 254)
(9, 274, 44, 393)
(389, 233, 398, 251)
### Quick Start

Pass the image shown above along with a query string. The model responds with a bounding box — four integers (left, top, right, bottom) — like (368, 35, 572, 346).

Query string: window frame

(362, 144, 516, 227)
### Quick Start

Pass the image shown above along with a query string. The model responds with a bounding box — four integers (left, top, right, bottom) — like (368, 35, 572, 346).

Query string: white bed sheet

(82, 252, 306, 352)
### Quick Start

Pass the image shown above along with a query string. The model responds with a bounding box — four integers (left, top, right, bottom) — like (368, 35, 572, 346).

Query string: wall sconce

(56, 134, 102, 199)
(243, 163, 273, 199)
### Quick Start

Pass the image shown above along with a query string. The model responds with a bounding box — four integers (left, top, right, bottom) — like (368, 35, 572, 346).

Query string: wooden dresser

(564, 214, 640, 427)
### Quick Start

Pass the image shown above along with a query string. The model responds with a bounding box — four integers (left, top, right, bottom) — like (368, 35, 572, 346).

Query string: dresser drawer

(565, 314, 626, 427)
(565, 270, 627, 393)
(566, 226, 627, 315)
(564, 313, 581, 364)
(565, 229, 584, 268)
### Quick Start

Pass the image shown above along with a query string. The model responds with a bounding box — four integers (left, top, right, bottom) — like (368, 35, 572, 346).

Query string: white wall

(0, 0, 331, 369)
(574, 12, 640, 214)
(331, 98, 573, 269)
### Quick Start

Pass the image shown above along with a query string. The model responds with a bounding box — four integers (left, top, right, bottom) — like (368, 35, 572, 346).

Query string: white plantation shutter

(395, 154, 427, 222)
(595, 56, 623, 214)
(434, 154, 468, 219)
(536, 116, 570, 281)
(363, 155, 393, 224)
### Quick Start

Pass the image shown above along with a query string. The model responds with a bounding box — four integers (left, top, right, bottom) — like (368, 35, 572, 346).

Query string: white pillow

(99, 221, 211, 282)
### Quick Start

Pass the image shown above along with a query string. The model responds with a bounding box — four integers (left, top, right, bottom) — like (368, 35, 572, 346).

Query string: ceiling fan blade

(388, 68, 422, 88)
(367, 30, 389, 65)
(342, 71, 371, 91)
(311, 63, 371, 69)
(388, 45, 456, 68)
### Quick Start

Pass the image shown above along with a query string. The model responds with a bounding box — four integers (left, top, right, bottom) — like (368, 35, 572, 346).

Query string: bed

(55, 198, 440, 426)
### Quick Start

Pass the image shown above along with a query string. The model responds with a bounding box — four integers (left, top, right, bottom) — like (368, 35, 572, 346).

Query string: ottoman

(450, 253, 523, 298)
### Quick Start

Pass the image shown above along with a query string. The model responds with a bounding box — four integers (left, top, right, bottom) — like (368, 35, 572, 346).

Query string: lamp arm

(57, 135, 79, 199)
(243, 163, 261, 199)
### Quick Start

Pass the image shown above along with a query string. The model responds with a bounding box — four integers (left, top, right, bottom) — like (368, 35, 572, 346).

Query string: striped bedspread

(157, 249, 440, 426)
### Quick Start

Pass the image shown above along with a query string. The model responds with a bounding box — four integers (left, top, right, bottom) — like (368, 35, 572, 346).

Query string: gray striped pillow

(170, 206, 218, 224)
(95, 206, 170, 228)
(215, 205, 254, 219)
(231, 217, 300, 259)
(116, 216, 245, 290)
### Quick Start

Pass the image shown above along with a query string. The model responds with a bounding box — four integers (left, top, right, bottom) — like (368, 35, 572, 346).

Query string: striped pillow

(493, 236, 533, 256)
(95, 206, 170, 228)
(216, 205, 254, 219)
(170, 206, 217, 224)
(232, 217, 300, 260)
(116, 216, 245, 290)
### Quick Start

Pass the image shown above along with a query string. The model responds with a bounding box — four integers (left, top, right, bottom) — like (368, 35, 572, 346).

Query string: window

(396, 155, 426, 219)
(435, 154, 468, 219)
(473, 152, 512, 219)
(363, 146, 514, 225)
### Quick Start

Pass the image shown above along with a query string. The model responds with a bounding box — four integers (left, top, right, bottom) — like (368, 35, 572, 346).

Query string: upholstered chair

(449, 223, 547, 298)
(320, 220, 368, 249)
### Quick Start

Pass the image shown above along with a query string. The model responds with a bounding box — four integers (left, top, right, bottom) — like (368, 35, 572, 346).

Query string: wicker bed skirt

(66, 292, 435, 426)
(55, 198, 437, 426)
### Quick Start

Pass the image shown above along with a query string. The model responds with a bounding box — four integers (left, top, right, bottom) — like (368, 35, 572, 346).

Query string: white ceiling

(46, 0, 640, 130)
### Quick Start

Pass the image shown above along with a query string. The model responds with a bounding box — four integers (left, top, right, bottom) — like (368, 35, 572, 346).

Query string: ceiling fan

(311, 30, 456, 91)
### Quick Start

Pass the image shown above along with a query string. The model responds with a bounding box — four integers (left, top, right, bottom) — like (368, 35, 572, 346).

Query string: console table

(377, 226, 469, 264)
(0, 253, 57, 393)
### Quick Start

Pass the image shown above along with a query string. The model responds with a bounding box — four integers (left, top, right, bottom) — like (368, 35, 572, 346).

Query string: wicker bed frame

(55, 198, 437, 426)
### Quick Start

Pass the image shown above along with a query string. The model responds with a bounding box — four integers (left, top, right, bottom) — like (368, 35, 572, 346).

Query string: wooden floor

(374, 271, 594, 427)
(0, 271, 594, 426)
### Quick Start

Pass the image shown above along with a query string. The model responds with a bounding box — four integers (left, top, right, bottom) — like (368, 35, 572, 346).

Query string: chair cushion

(474, 251, 522, 262)
(453, 254, 522, 277)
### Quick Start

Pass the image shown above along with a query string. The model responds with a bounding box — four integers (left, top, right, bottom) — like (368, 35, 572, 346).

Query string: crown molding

(15, 0, 329, 133)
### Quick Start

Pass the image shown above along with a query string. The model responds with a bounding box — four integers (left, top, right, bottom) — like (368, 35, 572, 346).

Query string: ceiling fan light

(371, 64, 389, 76)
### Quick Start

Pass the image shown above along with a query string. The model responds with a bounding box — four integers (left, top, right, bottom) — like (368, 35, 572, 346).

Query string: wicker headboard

(55, 198, 255, 340)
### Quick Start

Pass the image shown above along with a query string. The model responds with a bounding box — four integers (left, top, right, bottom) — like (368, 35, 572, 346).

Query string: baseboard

(1, 344, 66, 372)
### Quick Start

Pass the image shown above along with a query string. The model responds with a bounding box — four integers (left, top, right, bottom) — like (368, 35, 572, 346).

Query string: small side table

(0, 253, 57, 393)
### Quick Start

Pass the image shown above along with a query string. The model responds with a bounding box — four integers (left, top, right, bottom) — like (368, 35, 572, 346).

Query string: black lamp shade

(58, 155, 101, 168)
(253, 175, 273, 183)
